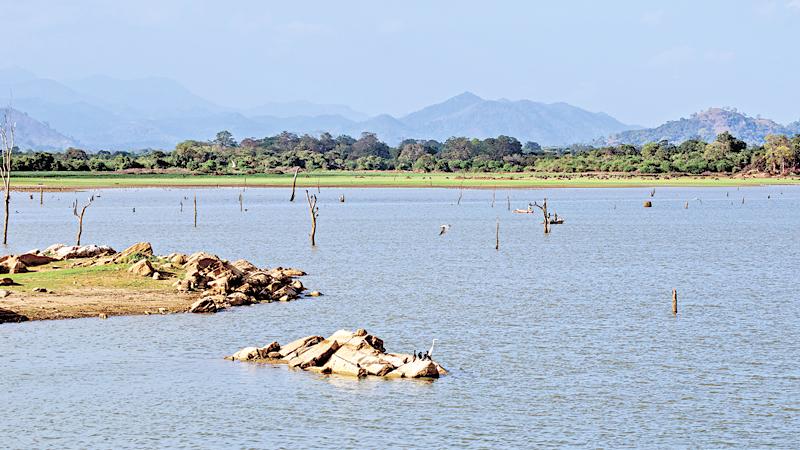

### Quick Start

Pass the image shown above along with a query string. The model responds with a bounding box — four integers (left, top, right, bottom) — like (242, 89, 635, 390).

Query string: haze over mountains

(2, 68, 798, 151)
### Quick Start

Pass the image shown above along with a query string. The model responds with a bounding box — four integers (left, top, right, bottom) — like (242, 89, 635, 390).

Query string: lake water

(1, 186, 799, 448)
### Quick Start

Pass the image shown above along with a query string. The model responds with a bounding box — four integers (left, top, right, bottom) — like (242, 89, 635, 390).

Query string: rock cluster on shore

(226, 329, 446, 379)
(0, 242, 312, 314)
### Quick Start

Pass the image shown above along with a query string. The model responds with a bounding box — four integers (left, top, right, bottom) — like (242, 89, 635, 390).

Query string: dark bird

(439, 224, 451, 236)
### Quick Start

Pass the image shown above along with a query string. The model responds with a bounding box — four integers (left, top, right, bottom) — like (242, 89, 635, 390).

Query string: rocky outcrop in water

(226, 329, 447, 380)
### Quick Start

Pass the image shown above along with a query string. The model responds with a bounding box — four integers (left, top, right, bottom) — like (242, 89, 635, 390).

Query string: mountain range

(1, 68, 797, 151)
(0, 68, 635, 150)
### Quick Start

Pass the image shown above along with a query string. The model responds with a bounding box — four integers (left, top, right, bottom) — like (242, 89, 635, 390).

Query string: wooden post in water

(40, 187, 43, 206)
(491, 188, 495, 208)
(495, 219, 500, 250)
(457, 185, 463, 205)
(193, 194, 197, 228)
(290, 167, 299, 202)
(672, 288, 678, 315)
(684, 201, 688, 209)
(507, 195, 510, 211)
(239, 192, 243, 212)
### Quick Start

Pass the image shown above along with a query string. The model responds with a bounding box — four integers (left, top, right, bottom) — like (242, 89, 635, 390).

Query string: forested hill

(2, 108, 77, 150)
(606, 108, 800, 146)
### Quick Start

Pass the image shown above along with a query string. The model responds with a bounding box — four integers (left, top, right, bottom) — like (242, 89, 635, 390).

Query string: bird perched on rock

(439, 224, 451, 236)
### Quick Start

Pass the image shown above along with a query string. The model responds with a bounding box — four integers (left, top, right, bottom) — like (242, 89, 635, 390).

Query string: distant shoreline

(9, 170, 800, 190)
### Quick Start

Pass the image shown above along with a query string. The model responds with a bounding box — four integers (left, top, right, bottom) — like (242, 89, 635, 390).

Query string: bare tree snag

(339, 194, 345, 203)
(650, 188, 656, 197)
(672, 288, 678, 315)
(495, 219, 500, 250)
(193, 194, 197, 228)
(290, 167, 300, 202)
(491, 188, 496, 208)
(457, 185, 463, 205)
(305, 190, 319, 246)
(73, 197, 93, 246)
(239, 192, 243, 212)
(317, 178, 321, 193)
(0, 109, 14, 245)
(531, 199, 550, 234)
(507, 195, 510, 211)
(40, 186, 43, 206)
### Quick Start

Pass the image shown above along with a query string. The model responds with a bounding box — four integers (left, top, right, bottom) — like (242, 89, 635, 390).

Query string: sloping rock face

(226, 329, 446, 380)
(42, 244, 116, 260)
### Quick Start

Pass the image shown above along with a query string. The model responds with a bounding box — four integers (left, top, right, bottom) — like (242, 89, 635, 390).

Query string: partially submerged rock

(43, 244, 115, 260)
(227, 329, 445, 380)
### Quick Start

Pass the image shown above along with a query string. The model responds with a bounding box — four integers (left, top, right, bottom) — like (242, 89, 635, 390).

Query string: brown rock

(308, 291, 322, 297)
(16, 253, 56, 267)
(267, 351, 282, 359)
(188, 297, 218, 313)
(226, 292, 252, 306)
(0, 289, 10, 298)
(0, 277, 14, 286)
(128, 259, 155, 277)
(227, 346, 260, 361)
(287, 339, 340, 368)
(1, 257, 28, 274)
(169, 253, 188, 265)
(385, 360, 440, 379)
(113, 242, 154, 262)
(643, 201, 652, 208)
(278, 335, 324, 359)
(231, 259, 259, 274)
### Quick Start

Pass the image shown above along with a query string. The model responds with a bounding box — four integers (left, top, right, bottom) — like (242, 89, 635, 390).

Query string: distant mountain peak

(607, 107, 793, 145)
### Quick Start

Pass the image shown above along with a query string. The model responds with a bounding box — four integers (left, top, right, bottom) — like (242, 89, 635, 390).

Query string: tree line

(11, 130, 800, 175)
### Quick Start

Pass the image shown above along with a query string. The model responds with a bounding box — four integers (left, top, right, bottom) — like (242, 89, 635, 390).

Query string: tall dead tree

(305, 190, 319, 246)
(531, 199, 551, 234)
(0, 109, 14, 245)
(73, 197, 93, 245)
(290, 167, 300, 202)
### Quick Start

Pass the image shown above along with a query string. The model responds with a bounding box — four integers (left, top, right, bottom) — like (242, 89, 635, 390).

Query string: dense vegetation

(10, 130, 800, 175)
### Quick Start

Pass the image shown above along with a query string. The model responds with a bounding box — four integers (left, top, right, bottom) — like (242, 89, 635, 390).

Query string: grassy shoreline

(9, 170, 800, 190)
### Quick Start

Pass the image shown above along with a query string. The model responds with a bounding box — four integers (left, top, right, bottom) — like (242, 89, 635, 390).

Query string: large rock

(287, 339, 340, 369)
(188, 297, 218, 313)
(321, 344, 394, 377)
(128, 259, 155, 277)
(228, 347, 260, 361)
(278, 335, 324, 359)
(16, 253, 56, 267)
(231, 259, 259, 274)
(112, 242, 153, 262)
(45, 244, 115, 260)
(385, 360, 440, 379)
(0, 257, 28, 274)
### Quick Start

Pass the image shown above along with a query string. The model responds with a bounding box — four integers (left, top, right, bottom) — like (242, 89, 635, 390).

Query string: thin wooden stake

(491, 188, 495, 208)
(193, 194, 197, 228)
(239, 192, 243, 212)
(290, 167, 299, 202)
(672, 288, 678, 315)
(506, 195, 510, 211)
(495, 219, 500, 250)
(39, 186, 43, 206)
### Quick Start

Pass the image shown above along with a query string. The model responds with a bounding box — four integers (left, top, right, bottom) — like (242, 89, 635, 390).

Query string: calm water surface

(1, 186, 799, 448)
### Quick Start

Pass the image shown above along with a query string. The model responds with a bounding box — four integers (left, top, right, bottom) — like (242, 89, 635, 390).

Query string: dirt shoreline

(0, 288, 199, 322)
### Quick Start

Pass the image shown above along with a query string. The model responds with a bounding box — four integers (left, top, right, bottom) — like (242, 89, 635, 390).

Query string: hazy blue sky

(4, 0, 800, 126)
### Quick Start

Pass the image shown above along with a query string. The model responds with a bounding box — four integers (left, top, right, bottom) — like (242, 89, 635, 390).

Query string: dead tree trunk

(193, 194, 197, 228)
(40, 186, 43, 206)
(305, 190, 319, 246)
(0, 109, 14, 245)
(495, 219, 500, 250)
(672, 288, 678, 315)
(239, 192, 243, 212)
(73, 197, 93, 246)
(290, 167, 299, 202)
(457, 186, 463, 205)
(491, 188, 496, 208)
(507, 195, 510, 211)
(532, 199, 550, 234)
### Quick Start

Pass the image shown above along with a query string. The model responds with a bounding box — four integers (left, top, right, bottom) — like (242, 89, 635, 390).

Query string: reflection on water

(1, 186, 799, 448)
